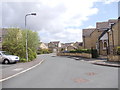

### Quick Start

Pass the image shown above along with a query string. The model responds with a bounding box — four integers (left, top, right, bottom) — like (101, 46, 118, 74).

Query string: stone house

(73, 42, 83, 49)
(0, 28, 2, 50)
(97, 19, 117, 55)
(107, 18, 120, 61)
(83, 19, 117, 56)
(0, 28, 8, 50)
(48, 41, 61, 53)
(38, 42, 48, 50)
(83, 28, 102, 50)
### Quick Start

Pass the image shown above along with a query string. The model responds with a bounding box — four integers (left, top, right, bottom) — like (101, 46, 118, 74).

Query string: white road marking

(0, 60, 44, 82)
(13, 68, 23, 71)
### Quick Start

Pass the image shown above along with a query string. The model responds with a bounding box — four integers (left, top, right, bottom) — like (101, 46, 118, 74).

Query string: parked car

(0, 51, 19, 64)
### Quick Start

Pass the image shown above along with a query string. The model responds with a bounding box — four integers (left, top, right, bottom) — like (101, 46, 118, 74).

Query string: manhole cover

(73, 78, 89, 83)
(86, 72, 97, 76)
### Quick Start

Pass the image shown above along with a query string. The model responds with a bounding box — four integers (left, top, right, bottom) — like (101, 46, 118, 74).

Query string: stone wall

(57, 53, 92, 58)
(108, 55, 120, 61)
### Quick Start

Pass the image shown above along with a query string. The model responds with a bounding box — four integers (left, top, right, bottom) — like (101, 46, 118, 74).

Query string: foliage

(37, 49, 52, 54)
(69, 49, 91, 54)
(2, 28, 39, 62)
(69, 48, 99, 58)
(91, 49, 99, 58)
(117, 46, 120, 55)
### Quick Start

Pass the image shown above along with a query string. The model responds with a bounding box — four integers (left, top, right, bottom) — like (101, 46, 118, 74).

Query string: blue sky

(1, 0, 119, 43)
(83, 2, 118, 28)
(71, 2, 118, 29)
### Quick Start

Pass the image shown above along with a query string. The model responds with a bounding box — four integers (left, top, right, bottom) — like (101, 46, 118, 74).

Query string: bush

(2, 28, 39, 62)
(20, 58, 27, 62)
(37, 49, 51, 54)
(91, 49, 99, 58)
(69, 49, 91, 54)
(28, 48, 36, 61)
(117, 46, 120, 55)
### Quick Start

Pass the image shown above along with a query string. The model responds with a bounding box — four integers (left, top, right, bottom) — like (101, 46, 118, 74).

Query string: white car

(0, 51, 19, 64)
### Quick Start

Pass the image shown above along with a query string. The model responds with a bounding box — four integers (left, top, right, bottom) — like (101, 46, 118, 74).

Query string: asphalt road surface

(1, 53, 118, 88)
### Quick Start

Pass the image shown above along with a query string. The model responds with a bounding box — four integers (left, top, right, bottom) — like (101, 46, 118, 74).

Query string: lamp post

(25, 13, 36, 62)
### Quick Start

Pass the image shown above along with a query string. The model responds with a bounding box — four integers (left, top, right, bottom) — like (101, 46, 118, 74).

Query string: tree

(2, 28, 39, 61)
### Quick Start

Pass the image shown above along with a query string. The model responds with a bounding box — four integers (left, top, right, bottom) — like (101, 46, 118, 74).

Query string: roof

(98, 29, 109, 40)
(96, 22, 109, 29)
(50, 41, 60, 44)
(83, 28, 95, 37)
(96, 19, 117, 30)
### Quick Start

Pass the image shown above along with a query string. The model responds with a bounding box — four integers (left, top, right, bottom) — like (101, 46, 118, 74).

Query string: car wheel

(3, 59, 10, 64)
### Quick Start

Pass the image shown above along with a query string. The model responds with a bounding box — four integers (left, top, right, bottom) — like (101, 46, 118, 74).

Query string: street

(1, 54, 118, 88)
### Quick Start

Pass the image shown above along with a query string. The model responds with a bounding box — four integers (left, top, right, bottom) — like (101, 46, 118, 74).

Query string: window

(103, 40, 108, 50)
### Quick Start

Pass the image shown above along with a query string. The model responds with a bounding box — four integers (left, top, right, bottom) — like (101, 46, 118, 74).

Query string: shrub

(37, 49, 51, 54)
(28, 48, 36, 61)
(117, 46, 120, 55)
(20, 58, 27, 62)
(69, 49, 91, 54)
(91, 49, 99, 58)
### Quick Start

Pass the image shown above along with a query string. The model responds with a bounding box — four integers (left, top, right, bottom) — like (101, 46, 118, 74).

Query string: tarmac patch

(72, 78, 89, 83)
(85, 72, 97, 76)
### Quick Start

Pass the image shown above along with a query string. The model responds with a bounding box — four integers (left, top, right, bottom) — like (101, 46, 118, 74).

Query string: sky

(0, 0, 119, 43)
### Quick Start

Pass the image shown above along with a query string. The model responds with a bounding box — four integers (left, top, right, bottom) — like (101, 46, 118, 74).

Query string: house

(83, 28, 102, 49)
(60, 42, 79, 52)
(38, 42, 48, 50)
(0, 28, 2, 50)
(107, 18, 120, 61)
(83, 19, 117, 56)
(97, 19, 117, 55)
(0, 28, 8, 50)
(73, 42, 83, 49)
(48, 41, 61, 53)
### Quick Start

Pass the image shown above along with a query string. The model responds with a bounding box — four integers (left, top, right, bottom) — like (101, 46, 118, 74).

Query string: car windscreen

(2, 52, 11, 55)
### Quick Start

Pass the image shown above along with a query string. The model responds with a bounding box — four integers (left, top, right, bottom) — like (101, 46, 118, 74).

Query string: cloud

(87, 25, 96, 28)
(1, 0, 117, 43)
(102, 0, 119, 4)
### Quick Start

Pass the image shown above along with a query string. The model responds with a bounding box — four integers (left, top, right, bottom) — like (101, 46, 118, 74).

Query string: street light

(25, 13, 36, 62)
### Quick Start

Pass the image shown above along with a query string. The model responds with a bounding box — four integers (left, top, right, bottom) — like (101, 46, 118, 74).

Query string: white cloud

(102, 0, 119, 4)
(87, 25, 96, 28)
(1, 0, 117, 43)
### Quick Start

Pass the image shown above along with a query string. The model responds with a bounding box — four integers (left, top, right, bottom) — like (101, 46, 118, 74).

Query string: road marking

(0, 60, 44, 82)
(13, 68, 23, 71)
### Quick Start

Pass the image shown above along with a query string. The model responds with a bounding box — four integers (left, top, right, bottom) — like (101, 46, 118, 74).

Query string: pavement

(0, 55, 44, 82)
(92, 60, 120, 67)
(65, 55, 120, 67)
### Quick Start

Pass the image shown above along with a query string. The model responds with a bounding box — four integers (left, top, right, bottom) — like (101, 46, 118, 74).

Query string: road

(1, 54, 118, 88)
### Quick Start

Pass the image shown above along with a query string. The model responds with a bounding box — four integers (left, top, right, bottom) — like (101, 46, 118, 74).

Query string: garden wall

(57, 53, 92, 58)
(108, 55, 120, 62)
